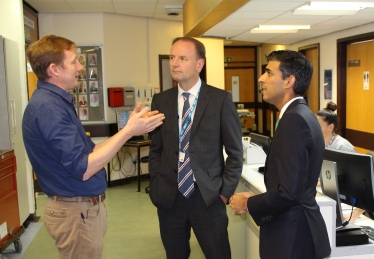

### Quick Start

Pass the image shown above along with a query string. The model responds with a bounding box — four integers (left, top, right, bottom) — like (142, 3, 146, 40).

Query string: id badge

(179, 151, 186, 162)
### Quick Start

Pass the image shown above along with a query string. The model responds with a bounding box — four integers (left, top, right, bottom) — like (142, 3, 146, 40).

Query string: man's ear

(284, 74, 296, 89)
(47, 63, 59, 77)
(196, 59, 205, 72)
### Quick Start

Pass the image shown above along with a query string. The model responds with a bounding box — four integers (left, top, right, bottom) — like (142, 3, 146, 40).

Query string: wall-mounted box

(108, 87, 124, 107)
(124, 86, 135, 106)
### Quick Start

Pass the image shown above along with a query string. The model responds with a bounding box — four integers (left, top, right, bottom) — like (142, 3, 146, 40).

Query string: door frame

(337, 32, 374, 150)
(298, 43, 320, 112)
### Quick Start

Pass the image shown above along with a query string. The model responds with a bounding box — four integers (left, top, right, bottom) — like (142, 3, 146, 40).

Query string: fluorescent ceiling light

(164, 5, 183, 13)
(293, 2, 374, 15)
(250, 25, 310, 33)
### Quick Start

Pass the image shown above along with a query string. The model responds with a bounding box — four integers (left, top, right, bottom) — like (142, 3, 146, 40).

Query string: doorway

(337, 32, 374, 153)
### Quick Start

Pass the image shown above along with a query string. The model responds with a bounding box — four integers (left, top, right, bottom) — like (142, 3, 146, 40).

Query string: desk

(123, 140, 151, 192)
(227, 164, 374, 259)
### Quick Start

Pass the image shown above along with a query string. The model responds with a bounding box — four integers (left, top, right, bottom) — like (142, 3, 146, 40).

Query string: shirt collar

(37, 80, 74, 103)
(178, 78, 201, 98)
(278, 96, 303, 119)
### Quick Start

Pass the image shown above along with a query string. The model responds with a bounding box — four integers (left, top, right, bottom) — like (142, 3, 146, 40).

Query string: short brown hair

(172, 37, 206, 60)
(26, 35, 76, 81)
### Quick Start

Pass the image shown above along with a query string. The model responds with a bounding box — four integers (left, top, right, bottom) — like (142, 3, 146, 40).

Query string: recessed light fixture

(250, 25, 310, 33)
(293, 1, 374, 15)
(165, 5, 183, 14)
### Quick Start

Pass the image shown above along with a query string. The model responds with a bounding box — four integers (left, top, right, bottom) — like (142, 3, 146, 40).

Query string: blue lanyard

(328, 133, 336, 148)
(179, 91, 200, 148)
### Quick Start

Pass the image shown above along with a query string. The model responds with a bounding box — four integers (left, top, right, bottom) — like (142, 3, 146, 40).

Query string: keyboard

(360, 226, 374, 240)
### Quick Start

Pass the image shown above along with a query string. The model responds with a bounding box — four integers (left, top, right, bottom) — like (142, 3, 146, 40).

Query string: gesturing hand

(126, 102, 165, 135)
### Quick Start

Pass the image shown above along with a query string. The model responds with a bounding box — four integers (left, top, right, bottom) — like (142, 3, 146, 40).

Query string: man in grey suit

(149, 37, 243, 259)
(230, 50, 331, 259)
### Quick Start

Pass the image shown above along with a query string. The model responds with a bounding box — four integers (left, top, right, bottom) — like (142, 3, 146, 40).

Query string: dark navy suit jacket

(247, 99, 331, 259)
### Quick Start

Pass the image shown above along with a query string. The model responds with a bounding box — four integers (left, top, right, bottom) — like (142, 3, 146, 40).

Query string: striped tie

(178, 92, 195, 198)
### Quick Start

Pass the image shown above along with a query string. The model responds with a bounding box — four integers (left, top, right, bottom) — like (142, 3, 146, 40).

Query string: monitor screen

(249, 133, 271, 154)
(323, 148, 374, 213)
(320, 160, 347, 228)
(116, 110, 132, 131)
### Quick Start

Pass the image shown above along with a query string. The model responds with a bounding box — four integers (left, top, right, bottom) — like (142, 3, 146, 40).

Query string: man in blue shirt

(22, 35, 164, 259)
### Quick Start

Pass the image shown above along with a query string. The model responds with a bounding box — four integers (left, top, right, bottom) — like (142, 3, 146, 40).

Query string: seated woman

(316, 101, 355, 152)
(316, 101, 364, 222)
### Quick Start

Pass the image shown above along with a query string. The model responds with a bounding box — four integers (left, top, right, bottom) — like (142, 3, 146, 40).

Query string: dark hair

(172, 37, 206, 60)
(266, 50, 313, 96)
(316, 101, 339, 132)
(26, 35, 76, 81)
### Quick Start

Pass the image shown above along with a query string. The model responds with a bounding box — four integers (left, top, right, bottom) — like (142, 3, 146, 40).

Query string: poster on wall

(71, 46, 104, 122)
(324, 69, 332, 100)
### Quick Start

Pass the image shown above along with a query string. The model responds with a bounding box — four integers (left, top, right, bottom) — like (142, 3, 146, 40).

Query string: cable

(249, 142, 267, 156)
(120, 146, 136, 177)
(342, 197, 357, 227)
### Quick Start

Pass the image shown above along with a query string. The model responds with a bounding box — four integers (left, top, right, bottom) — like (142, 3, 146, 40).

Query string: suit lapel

(190, 83, 211, 136)
(169, 87, 180, 139)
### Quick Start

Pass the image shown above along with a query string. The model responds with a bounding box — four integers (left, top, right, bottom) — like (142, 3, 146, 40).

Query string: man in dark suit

(230, 50, 331, 259)
(149, 37, 243, 259)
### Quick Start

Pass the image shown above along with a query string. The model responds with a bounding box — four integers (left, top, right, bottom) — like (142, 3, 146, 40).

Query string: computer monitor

(249, 132, 271, 154)
(323, 148, 374, 213)
(116, 110, 132, 131)
(320, 160, 347, 228)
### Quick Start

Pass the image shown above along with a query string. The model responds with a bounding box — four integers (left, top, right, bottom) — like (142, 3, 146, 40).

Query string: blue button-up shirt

(22, 80, 106, 197)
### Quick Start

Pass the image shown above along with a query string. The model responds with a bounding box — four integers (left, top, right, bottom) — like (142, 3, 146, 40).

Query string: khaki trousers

(44, 196, 107, 259)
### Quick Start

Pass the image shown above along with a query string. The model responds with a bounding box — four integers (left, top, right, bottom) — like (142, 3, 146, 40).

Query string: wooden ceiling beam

(183, 0, 249, 37)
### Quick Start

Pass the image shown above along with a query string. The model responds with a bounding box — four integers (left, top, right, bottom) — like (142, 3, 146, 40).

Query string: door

(300, 45, 320, 114)
(346, 40, 374, 153)
(225, 67, 256, 131)
(0, 36, 12, 150)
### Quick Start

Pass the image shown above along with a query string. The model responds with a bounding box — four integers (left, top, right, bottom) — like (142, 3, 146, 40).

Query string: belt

(50, 193, 105, 206)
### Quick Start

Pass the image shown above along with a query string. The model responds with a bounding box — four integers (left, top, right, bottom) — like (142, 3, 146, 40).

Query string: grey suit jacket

(149, 81, 243, 211)
(247, 99, 331, 259)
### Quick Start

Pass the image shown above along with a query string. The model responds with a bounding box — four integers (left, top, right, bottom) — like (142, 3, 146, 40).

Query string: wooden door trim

(298, 43, 320, 112)
(337, 31, 374, 149)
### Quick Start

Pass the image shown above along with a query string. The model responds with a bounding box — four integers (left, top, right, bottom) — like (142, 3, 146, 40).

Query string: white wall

(199, 38, 225, 89)
(0, 0, 32, 223)
(39, 13, 183, 123)
(38, 13, 184, 180)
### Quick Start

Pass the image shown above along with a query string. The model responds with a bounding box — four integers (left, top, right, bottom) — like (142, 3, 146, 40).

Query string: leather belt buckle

(90, 193, 105, 206)
(90, 197, 98, 206)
